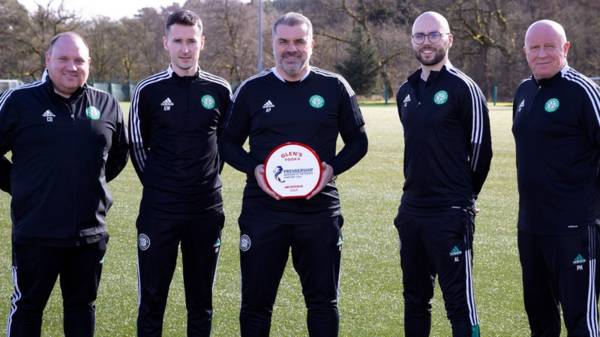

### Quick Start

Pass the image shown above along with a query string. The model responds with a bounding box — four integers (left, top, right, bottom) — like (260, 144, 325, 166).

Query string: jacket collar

(272, 66, 312, 83)
(168, 65, 200, 80)
(407, 64, 450, 86)
(532, 64, 569, 86)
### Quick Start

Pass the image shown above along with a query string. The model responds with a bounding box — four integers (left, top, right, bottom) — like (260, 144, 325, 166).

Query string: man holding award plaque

(394, 12, 492, 337)
(220, 12, 368, 337)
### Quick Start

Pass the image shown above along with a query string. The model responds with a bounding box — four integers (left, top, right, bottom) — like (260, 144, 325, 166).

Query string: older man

(394, 11, 492, 337)
(220, 12, 367, 337)
(513, 20, 600, 337)
(0, 32, 129, 337)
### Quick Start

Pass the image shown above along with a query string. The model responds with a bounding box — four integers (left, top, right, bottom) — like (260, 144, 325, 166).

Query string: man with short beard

(220, 12, 367, 337)
(394, 11, 492, 337)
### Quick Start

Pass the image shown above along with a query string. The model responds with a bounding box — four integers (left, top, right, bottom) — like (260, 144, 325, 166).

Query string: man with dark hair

(394, 11, 492, 337)
(0, 32, 129, 337)
(220, 11, 367, 337)
(129, 9, 231, 337)
(514, 19, 600, 337)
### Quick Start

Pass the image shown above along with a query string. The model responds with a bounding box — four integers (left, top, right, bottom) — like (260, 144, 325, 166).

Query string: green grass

(0, 105, 540, 336)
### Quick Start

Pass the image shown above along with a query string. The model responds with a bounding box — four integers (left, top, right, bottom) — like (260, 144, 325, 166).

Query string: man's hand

(254, 164, 280, 200)
(306, 162, 334, 200)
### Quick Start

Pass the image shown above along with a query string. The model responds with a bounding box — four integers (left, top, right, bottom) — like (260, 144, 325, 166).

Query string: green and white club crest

(544, 98, 560, 113)
(433, 90, 449, 105)
(309, 95, 325, 108)
(201, 94, 216, 109)
(86, 106, 101, 120)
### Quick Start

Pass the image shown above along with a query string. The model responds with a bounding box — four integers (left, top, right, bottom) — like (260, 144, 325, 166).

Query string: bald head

(523, 20, 570, 80)
(45, 32, 90, 97)
(411, 11, 453, 69)
(47, 32, 89, 57)
(412, 11, 451, 35)
(525, 20, 567, 47)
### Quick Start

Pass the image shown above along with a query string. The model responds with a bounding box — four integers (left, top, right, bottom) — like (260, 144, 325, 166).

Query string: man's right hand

(254, 164, 280, 200)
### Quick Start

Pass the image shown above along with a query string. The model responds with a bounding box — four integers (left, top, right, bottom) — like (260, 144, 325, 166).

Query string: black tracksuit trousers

(395, 207, 480, 337)
(7, 239, 107, 337)
(518, 227, 599, 337)
(238, 215, 343, 337)
(136, 210, 224, 337)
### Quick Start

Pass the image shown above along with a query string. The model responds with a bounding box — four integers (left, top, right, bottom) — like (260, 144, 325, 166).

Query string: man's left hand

(306, 162, 334, 200)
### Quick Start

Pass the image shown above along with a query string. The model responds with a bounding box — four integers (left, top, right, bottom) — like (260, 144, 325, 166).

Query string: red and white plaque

(264, 142, 322, 199)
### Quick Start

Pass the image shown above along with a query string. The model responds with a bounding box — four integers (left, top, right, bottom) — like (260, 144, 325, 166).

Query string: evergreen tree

(335, 26, 379, 95)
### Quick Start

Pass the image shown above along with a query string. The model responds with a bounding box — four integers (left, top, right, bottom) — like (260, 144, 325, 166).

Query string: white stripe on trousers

(586, 226, 598, 336)
(6, 266, 21, 337)
(464, 226, 479, 327)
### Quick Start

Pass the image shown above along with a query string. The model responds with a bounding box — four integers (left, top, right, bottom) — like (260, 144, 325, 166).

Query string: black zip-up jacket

(513, 66, 600, 235)
(0, 75, 129, 246)
(396, 64, 492, 210)
(129, 67, 232, 219)
(219, 67, 367, 223)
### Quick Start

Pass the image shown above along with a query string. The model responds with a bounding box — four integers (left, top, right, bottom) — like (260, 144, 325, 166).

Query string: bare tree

(83, 17, 122, 82)
(19, 0, 80, 77)
(312, 0, 415, 95)
(186, 0, 259, 84)
(0, 0, 32, 78)
(3, 0, 599, 100)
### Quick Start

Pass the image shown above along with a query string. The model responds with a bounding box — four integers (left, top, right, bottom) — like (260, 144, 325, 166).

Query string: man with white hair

(513, 19, 600, 336)
(394, 11, 492, 337)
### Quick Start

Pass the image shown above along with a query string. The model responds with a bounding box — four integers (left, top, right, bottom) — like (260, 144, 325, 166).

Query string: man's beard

(279, 52, 306, 77)
(415, 46, 447, 66)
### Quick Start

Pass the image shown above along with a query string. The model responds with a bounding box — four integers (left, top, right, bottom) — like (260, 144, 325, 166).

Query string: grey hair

(272, 12, 313, 39)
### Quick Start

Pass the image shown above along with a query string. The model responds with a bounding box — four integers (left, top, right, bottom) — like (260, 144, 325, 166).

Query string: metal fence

(0, 80, 24, 94)
(92, 82, 135, 102)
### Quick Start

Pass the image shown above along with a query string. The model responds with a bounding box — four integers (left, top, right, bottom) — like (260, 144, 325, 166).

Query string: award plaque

(264, 142, 322, 199)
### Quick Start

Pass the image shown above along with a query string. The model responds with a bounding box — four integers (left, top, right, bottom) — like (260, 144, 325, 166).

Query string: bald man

(0, 32, 128, 337)
(513, 20, 600, 337)
(394, 11, 491, 337)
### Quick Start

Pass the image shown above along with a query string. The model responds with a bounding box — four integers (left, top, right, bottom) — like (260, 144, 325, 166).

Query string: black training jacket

(129, 67, 232, 219)
(396, 64, 492, 209)
(219, 67, 368, 222)
(513, 66, 600, 235)
(0, 75, 129, 245)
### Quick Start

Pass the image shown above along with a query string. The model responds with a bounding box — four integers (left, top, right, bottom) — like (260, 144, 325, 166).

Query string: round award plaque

(263, 142, 322, 199)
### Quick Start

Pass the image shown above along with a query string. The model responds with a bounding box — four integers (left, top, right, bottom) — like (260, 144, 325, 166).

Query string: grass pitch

(0, 105, 536, 336)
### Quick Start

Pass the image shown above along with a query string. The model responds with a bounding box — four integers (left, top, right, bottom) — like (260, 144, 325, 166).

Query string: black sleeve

(460, 83, 492, 197)
(329, 126, 368, 175)
(512, 82, 528, 171)
(217, 84, 233, 173)
(217, 84, 233, 138)
(129, 85, 151, 181)
(106, 98, 129, 182)
(219, 87, 261, 174)
(0, 92, 15, 194)
(329, 79, 368, 175)
(0, 156, 11, 194)
(396, 82, 408, 120)
(579, 82, 600, 148)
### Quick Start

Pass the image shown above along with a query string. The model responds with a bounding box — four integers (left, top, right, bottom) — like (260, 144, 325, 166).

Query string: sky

(17, 0, 186, 20)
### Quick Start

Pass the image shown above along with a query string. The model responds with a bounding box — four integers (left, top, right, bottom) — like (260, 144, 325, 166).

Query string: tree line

(1, 0, 598, 100)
